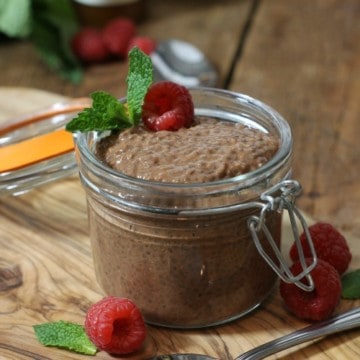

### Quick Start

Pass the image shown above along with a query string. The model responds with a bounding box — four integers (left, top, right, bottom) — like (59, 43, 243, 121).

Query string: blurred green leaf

(0, 0, 32, 38)
(0, 0, 83, 83)
(30, 0, 83, 83)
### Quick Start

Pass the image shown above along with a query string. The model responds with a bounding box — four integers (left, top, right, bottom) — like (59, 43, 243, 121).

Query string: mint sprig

(66, 91, 131, 132)
(33, 320, 97, 355)
(66, 47, 153, 133)
(127, 47, 153, 121)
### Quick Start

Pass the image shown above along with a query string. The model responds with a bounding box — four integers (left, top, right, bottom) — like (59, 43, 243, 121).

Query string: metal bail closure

(248, 180, 317, 292)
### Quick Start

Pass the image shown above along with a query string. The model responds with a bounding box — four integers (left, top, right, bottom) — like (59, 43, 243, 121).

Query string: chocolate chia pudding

(88, 199, 282, 327)
(76, 88, 293, 328)
(96, 117, 279, 183)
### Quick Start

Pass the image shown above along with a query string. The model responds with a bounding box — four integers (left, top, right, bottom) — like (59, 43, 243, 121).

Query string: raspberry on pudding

(142, 81, 194, 131)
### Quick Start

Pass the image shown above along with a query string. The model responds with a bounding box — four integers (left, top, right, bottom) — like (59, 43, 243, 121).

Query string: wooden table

(1, 0, 359, 359)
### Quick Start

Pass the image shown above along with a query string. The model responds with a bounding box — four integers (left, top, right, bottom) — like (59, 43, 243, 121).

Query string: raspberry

(142, 81, 194, 131)
(85, 296, 146, 355)
(290, 222, 351, 275)
(127, 36, 157, 55)
(280, 259, 342, 321)
(71, 28, 109, 63)
(102, 17, 136, 58)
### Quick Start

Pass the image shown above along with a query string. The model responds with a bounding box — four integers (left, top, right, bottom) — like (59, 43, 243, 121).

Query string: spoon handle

(235, 307, 360, 360)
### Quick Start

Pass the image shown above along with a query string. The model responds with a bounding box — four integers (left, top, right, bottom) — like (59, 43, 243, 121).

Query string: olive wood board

(0, 88, 359, 359)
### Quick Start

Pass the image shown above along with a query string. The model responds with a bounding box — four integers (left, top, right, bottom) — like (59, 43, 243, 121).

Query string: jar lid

(0, 98, 90, 196)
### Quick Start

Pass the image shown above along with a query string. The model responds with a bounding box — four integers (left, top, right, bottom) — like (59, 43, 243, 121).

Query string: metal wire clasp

(248, 180, 317, 291)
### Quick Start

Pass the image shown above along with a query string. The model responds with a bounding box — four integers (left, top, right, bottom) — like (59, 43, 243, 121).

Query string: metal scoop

(149, 307, 360, 360)
(151, 39, 218, 87)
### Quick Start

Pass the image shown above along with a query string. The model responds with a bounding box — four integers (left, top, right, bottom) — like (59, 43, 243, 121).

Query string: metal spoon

(149, 307, 360, 360)
(151, 39, 218, 87)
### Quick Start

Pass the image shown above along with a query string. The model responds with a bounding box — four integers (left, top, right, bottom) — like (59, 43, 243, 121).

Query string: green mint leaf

(341, 269, 360, 299)
(126, 47, 153, 122)
(66, 48, 153, 132)
(33, 320, 97, 355)
(66, 91, 131, 132)
(0, 0, 32, 38)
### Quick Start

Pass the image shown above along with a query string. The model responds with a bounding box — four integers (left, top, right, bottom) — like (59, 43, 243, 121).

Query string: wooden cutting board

(0, 87, 359, 360)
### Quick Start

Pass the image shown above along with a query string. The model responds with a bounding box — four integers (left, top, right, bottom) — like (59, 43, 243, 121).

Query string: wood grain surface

(1, 0, 360, 358)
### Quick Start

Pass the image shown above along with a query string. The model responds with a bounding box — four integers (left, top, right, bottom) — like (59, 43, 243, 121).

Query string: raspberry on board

(142, 81, 194, 131)
(85, 296, 146, 355)
(102, 17, 136, 58)
(280, 258, 342, 322)
(71, 28, 109, 63)
(290, 222, 352, 275)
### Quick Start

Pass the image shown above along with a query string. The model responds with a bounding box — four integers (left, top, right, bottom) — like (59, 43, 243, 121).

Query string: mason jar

(74, 88, 313, 328)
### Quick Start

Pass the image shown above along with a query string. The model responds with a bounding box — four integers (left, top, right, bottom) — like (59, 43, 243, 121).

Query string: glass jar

(75, 88, 311, 328)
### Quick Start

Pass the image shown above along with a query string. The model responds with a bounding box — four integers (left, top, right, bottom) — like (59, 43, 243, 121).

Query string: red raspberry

(102, 17, 136, 58)
(127, 36, 157, 55)
(85, 296, 146, 355)
(71, 28, 109, 63)
(142, 81, 194, 131)
(290, 222, 351, 275)
(280, 259, 342, 321)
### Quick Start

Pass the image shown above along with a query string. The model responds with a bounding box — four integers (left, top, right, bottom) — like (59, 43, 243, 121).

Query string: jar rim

(76, 88, 291, 186)
(75, 87, 293, 211)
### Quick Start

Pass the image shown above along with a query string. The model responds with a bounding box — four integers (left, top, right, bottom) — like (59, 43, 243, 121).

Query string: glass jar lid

(0, 98, 90, 196)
